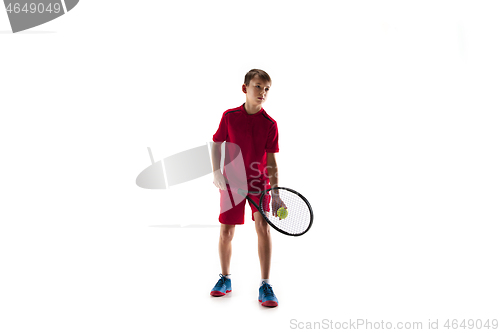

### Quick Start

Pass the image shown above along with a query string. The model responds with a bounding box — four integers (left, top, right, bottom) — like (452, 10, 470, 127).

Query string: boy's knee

(255, 218, 270, 236)
(220, 225, 235, 241)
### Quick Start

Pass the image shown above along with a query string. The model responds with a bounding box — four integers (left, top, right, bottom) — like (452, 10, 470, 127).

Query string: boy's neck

(244, 102, 262, 115)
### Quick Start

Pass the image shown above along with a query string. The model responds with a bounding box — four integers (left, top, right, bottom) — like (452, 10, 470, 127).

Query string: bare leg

(254, 212, 272, 279)
(219, 224, 235, 275)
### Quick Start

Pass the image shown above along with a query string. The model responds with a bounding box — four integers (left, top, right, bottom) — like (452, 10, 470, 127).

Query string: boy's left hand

(271, 196, 287, 219)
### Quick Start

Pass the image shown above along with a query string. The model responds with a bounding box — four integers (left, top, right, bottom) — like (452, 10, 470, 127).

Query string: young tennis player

(210, 69, 281, 307)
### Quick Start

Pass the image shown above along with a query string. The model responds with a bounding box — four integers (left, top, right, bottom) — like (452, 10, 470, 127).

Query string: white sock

(223, 274, 231, 279)
(261, 278, 270, 285)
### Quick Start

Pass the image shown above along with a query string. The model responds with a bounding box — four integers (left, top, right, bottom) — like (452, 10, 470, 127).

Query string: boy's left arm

(267, 153, 279, 191)
(267, 153, 287, 216)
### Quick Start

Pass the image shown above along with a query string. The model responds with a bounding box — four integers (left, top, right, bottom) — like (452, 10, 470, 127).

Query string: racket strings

(261, 189, 312, 235)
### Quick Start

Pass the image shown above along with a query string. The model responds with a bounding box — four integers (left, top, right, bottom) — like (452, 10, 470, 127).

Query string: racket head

(259, 187, 313, 236)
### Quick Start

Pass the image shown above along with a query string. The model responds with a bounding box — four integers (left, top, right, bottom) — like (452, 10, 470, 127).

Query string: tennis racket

(237, 187, 313, 236)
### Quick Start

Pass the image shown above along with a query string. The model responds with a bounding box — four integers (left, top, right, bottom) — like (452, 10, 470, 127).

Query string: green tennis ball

(277, 207, 288, 219)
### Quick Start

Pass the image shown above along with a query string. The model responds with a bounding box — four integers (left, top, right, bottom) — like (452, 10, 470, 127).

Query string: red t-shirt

(213, 103, 279, 190)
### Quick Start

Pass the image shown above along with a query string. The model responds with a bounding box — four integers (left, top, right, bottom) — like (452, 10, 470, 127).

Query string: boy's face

(243, 76, 271, 106)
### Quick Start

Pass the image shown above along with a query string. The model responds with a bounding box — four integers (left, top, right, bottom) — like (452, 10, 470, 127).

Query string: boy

(210, 69, 282, 307)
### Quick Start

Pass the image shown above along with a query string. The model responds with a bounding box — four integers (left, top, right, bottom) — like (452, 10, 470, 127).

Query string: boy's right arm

(212, 142, 227, 190)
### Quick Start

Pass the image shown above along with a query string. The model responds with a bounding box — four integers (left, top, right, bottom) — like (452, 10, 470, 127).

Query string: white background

(1, 1, 499, 332)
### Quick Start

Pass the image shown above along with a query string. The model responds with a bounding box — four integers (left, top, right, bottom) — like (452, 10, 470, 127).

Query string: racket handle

(237, 188, 265, 196)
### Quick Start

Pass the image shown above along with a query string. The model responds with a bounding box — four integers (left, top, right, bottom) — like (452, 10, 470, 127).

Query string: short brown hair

(244, 69, 272, 87)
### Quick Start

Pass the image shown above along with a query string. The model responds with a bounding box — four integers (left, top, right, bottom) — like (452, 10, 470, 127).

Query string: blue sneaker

(258, 282, 278, 307)
(210, 274, 232, 297)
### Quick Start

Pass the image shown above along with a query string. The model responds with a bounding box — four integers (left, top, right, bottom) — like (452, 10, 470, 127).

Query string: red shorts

(219, 183, 271, 225)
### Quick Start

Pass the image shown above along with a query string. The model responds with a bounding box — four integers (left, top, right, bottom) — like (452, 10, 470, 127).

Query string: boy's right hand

(213, 170, 227, 190)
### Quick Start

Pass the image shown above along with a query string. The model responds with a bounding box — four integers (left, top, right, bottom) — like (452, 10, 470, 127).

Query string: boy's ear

(242, 84, 247, 94)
